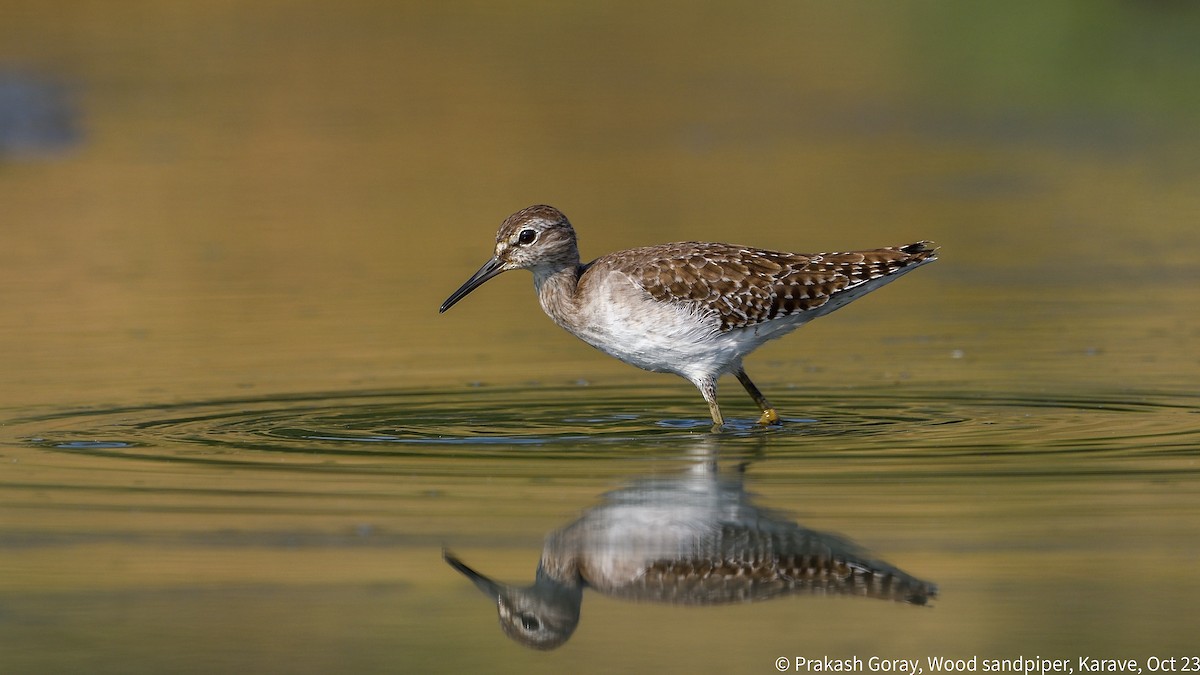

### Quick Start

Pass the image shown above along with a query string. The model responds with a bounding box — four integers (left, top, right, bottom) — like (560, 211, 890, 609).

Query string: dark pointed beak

(444, 549, 506, 598)
(439, 256, 506, 313)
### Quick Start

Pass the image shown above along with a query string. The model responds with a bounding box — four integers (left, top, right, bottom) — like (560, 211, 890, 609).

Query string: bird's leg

(693, 376, 725, 429)
(735, 368, 781, 426)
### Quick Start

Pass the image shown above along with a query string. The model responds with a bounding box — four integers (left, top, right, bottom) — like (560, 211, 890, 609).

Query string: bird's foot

(757, 408, 781, 426)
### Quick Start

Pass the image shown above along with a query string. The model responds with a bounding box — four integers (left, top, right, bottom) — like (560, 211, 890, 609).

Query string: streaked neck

(534, 265, 582, 328)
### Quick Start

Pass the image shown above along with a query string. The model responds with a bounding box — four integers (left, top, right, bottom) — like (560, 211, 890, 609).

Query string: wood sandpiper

(444, 457, 937, 649)
(439, 205, 937, 428)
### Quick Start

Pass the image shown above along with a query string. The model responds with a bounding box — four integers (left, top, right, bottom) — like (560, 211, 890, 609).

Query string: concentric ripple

(9, 385, 1200, 469)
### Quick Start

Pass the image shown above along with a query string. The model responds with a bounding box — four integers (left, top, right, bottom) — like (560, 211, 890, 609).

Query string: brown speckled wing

(606, 525, 937, 605)
(630, 242, 938, 331)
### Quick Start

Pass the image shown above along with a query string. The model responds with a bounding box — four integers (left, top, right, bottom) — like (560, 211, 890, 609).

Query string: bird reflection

(445, 450, 937, 650)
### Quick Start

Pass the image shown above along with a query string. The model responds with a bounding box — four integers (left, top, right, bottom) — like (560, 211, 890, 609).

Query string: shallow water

(5, 384, 1200, 671)
(3, 1, 1200, 673)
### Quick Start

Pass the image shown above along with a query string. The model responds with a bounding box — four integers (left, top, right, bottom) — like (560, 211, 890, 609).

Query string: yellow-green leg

(694, 376, 725, 429)
(735, 368, 781, 426)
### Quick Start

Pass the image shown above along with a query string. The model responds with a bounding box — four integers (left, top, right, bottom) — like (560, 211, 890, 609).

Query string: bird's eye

(517, 229, 537, 245)
(518, 613, 541, 631)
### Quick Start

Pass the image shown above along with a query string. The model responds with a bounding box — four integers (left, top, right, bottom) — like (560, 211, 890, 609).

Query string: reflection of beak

(444, 549, 506, 598)
(439, 256, 505, 313)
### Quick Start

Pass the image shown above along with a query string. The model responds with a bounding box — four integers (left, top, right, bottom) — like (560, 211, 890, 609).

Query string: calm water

(3, 2, 1200, 673)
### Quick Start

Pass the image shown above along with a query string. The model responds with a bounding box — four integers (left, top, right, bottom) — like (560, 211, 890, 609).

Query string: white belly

(547, 271, 802, 383)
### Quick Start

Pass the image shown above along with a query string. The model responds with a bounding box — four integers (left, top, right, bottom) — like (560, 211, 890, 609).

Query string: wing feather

(623, 241, 937, 331)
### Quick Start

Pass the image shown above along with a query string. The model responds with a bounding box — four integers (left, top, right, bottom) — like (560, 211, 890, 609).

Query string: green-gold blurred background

(4, 1, 1198, 407)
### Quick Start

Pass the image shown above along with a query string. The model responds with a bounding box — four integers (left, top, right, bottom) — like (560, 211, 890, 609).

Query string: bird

(444, 457, 937, 649)
(439, 205, 937, 428)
